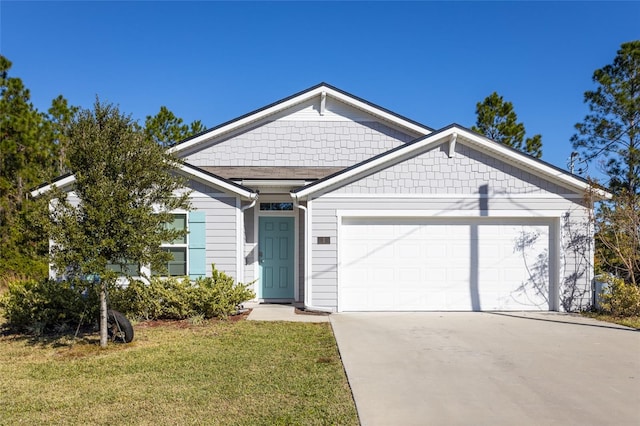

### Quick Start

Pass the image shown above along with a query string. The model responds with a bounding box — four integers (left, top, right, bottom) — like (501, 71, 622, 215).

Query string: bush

(0, 264, 256, 334)
(192, 266, 255, 319)
(112, 264, 255, 321)
(0, 278, 100, 335)
(111, 277, 197, 321)
(598, 276, 640, 317)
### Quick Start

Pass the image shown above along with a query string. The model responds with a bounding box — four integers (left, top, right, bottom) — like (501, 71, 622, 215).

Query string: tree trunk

(99, 282, 108, 347)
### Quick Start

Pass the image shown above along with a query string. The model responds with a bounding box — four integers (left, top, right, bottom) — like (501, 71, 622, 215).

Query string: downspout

(292, 193, 333, 313)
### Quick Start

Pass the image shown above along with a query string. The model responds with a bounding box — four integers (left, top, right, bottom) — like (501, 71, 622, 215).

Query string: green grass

(0, 317, 358, 425)
(581, 311, 640, 329)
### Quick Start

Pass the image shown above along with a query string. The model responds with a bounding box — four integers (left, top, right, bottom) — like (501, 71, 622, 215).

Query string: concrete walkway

(331, 312, 640, 426)
(245, 302, 329, 323)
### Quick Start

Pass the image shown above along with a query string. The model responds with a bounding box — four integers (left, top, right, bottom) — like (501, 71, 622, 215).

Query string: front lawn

(581, 311, 640, 329)
(0, 316, 358, 425)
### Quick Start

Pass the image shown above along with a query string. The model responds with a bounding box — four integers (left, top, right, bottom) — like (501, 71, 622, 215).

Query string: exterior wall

(184, 120, 415, 168)
(306, 144, 593, 312)
(187, 185, 238, 280)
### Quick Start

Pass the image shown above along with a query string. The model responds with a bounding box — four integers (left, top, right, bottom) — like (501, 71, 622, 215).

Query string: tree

(594, 191, 640, 286)
(46, 100, 190, 347)
(47, 95, 79, 176)
(472, 92, 543, 158)
(144, 106, 206, 147)
(573, 41, 640, 287)
(571, 41, 640, 194)
(0, 55, 65, 278)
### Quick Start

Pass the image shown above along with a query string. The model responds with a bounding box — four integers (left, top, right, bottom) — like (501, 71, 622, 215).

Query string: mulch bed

(136, 309, 252, 329)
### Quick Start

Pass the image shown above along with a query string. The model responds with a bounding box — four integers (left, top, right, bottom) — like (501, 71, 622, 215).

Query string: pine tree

(472, 92, 543, 158)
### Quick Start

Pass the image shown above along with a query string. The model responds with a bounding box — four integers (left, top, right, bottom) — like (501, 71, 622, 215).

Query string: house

(33, 83, 610, 312)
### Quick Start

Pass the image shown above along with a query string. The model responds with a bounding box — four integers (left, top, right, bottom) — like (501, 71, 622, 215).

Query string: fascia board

(177, 164, 257, 200)
(169, 85, 432, 155)
(30, 166, 258, 201)
(30, 174, 76, 198)
(321, 87, 433, 136)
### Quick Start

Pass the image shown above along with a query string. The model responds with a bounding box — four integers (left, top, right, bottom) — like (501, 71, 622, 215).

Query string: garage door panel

(339, 218, 551, 311)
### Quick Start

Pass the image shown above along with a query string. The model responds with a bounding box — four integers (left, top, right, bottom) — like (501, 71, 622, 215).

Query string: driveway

(330, 312, 640, 426)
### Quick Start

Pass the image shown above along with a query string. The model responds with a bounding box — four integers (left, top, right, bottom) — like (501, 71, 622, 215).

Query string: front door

(259, 216, 295, 299)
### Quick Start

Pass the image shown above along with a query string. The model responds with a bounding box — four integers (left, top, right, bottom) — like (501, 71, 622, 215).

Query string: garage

(339, 217, 554, 311)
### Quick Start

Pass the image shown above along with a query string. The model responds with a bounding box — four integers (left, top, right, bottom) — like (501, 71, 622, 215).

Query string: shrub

(113, 264, 255, 321)
(0, 278, 100, 334)
(598, 276, 640, 317)
(192, 266, 255, 319)
(112, 277, 197, 321)
(0, 264, 256, 334)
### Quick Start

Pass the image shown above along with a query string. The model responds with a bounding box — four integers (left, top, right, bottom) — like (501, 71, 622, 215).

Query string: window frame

(156, 212, 189, 277)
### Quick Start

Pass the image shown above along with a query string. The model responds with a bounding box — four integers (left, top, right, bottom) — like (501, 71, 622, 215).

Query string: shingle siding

(331, 142, 570, 195)
(185, 121, 415, 167)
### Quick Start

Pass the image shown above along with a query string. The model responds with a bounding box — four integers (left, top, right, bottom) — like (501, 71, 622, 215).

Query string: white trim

(168, 85, 432, 155)
(293, 126, 612, 200)
(306, 199, 314, 307)
(320, 91, 326, 116)
(178, 164, 256, 200)
(551, 217, 562, 311)
(236, 198, 243, 284)
(318, 193, 586, 199)
(33, 166, 258, 200)
(158, 212, 189, 277)
(336, 209, 569, 219)
(448, 132, 457, 158)
(30, 175, 76, 197)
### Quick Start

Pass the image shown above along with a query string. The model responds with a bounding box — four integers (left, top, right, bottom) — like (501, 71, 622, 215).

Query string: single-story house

(33, 83, 610, 312)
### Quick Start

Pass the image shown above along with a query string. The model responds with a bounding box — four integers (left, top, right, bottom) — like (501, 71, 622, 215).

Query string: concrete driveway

(330, 312, 640, 426)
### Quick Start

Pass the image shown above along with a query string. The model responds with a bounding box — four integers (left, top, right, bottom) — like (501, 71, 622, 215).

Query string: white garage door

(340, 217, 552, 311)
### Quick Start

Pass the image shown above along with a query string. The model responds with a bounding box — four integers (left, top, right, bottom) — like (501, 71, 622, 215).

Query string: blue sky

(1, 1, 638, 182)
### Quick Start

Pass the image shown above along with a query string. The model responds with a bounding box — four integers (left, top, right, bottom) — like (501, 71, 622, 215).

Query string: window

(260, 202, 293, 211)
(154, 213, 187, 276)
(107, 261, 140, 276)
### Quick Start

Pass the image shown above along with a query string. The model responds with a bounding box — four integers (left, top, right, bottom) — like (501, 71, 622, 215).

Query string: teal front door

(259, 216, 295, 299)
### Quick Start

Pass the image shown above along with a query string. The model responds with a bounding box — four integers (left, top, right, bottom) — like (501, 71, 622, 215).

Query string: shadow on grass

(0, 323, 101, 348)
(487, 311, 640, 332)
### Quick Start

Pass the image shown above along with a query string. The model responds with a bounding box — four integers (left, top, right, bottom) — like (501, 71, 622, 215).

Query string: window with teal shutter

(188, 211, 206, 279)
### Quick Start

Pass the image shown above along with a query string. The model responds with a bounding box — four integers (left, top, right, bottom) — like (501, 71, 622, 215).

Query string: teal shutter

(188, 211, 206, 279)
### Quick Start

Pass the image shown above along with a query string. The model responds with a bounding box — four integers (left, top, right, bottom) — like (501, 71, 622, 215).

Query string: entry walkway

(245, 302, 329, 323)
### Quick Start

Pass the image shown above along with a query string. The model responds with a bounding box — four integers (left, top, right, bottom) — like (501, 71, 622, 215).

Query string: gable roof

(291, 124, 613, 201)
(168, 83, 434, 155)
(30, 163, 257, 200)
